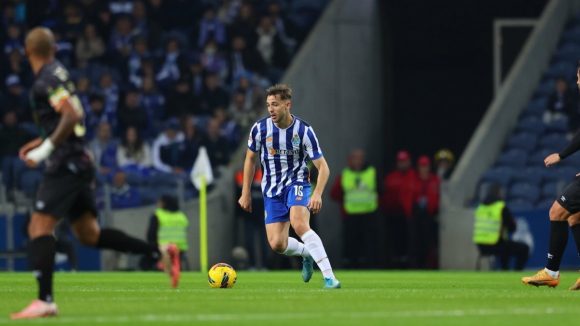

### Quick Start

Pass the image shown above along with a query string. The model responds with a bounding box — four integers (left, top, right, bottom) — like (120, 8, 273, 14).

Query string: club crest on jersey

(291, 134, 300, 147)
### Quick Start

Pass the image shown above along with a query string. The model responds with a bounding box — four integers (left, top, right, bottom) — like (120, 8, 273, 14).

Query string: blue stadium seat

(536, 198, 555, 209)
(562, 25, 580, 43)
(516, 116, 545, 134)
(559, 151, 580, 167)
(124, 171, 144, 187)
(148, 172, 180, 187)
(545, 61, 577, 79)
(496, 149, 528, 168)
(549, 166, 578, 183)
(506, 132, 538, 153)
(527, 148, 554, 166)
(538, 133, 568, 150)
(481, 167, 514, 187)
(534, 79, 554, 98)
(508, 183, 540, 202)
(138, 187, 158, 205)
(545, 119, 569, 134)
(18, 170, 44, 196)
(512, 167, 545, 186)
(555, 43, 580, 62)
(507, 198, 534, 212)
(521, 99, 547, 118)
(542, 182, 559, 198)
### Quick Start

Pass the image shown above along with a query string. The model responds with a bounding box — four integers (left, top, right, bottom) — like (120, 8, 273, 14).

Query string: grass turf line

(0, 271, 579, 326)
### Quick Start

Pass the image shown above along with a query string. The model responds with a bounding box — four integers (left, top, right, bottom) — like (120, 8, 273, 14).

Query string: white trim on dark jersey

(247, 115, 323, 197)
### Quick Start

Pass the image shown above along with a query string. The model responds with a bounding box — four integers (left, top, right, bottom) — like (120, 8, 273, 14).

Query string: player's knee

(76, 231, 99, 247)
(549, 202, 569, 221)
(292, 224, 309, 237)
(269, 238, 287, 253)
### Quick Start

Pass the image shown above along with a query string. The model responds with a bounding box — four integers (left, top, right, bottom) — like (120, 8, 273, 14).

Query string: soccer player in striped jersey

(238, 84, 340, 288)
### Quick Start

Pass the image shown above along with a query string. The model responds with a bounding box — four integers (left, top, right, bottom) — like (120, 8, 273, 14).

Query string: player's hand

(545, 153, 562, 168)
(308, 193, 322, 214)
(238, 194, 252, 212)
(25, 139, 55, 167)
(19, 138, 43, 161)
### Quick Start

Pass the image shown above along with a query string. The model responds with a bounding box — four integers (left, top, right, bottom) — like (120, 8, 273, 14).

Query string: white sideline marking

(0, 308, 571, 323)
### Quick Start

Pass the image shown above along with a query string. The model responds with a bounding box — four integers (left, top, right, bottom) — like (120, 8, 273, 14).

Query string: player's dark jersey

(31, 60, 92, 174)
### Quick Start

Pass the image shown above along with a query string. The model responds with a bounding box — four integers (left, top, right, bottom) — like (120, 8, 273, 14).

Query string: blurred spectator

(545, 77, 576, 126)
(109, 0, 134, 17)
(0, 111, 34, 192)
(141, 195, 189, 270)
(148, 0, 169, 29)
(382, 150, 418, 268)
(27, 0, 60, 28)
(78, 0, 103, 23)
(132, 0, 161, 48)
(97, 72, 119, 119)
(177, 117, 201, 171)
(128, 36, 151, 88)
(88, 122, 118, 181)
(152, 118, 185, 174)
(218, 0, 242, 25)
(4, 24, 24, 55)
(213, 108, 240, 151)
(95, 7, 112, 41)
(203, 118, 230, 169)
(110, 171, 142, 209)
(188, 55, 205, 97)
(235, 72, 266, 113)
(75, 23, 106, 69)
(117, 126, 152, 169)
(109, 16, 133, 62)
(474, 184, 529, 270)
(229, 4, 258, 48)
(227, 35, 266, 83)
(85, 94, 115, 140)
(166, 77, 199, 119)
(198, 7, 226, 49)
(139, 76, 165, 130)
(268, 1, 296, 55)
(200, 73, 229, 115)
(1, 49, 33, 88)
(434, 149, 455, 180)
(330, 149, 379, 269)
(53, 29, 74, 68)
(118, 90, 150, 136)
(200, 39, 227, 79)
(408, 156, 440, 269)
(76, 77, 91, 109)
(58, 2, 85, 41)
(156, 38, 188, 91)
(2, 74, 30, 121)
(1, 3, 18, 29)
(228, 91, 255, 129)
(255, 15, 288, 70)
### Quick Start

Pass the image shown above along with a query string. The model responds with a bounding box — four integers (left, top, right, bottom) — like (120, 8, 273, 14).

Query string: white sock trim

(545, 268, 559, 278)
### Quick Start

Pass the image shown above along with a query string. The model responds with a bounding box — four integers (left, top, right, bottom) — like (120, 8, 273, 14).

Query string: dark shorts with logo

(557, 177, 580, 214)
(34, 167, 97, 222)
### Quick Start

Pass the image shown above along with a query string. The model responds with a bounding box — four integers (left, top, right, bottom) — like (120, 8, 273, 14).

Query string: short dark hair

(266, 84, 292, 101)
(160, 195, 179, 212)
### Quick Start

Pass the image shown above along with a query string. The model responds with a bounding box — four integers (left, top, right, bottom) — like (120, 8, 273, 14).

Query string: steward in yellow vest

(473, 184, 529, 270)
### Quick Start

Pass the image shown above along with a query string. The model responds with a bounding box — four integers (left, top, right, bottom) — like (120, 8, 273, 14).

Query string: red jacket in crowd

(381, 168, 418, 219)
(412, 173, 441, 217)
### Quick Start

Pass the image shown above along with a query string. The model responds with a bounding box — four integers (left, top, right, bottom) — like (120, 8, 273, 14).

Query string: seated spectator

(85, 94, 115, 140)
(76, 77, 91, 109)
(4, 24, 24, 55)
(203, 118, 230, 169)
(88, 122, 118, 181)
(198, 7, 226, 49)
(228, 91, 255, 129)
(110, 171, 142, 209)
(188, 54, 205, 98)
(200, 39, 227, 80)
(213, 107, 240, 151)
(152, 118, 185, 174)
(96, 72, 120, 118)
(131, 56, 156, 89)
(227, 35, 266, 83)
(156, 38, 188, 91)
(128, 36, 151, 88)
(255, 15, 288, 69)
(0, 111, 34, 192)
(1, 3, 18, 29)
(58, 2, 85, 41)
(117, 126, 152, 170)
(177, 116, 201, 171)
(53, 29, 74, 68)
(95, 7, 112, 41)
(2, 74, 30, 122)
(132, 0, 160, 48)
(234, 72, 266, 113)
(268, 1, 296, 55)
(165, 78, 199, 119)
(139, 76, 165, 131)
(75, 23, 106, 69)
(228, 4, 258, 48)
(108, 16, 133, 62)
(118, 90, 150, 137)
(200, 73, 229, 115)
(1, 49, 33, 88)
(545, 77, 576, 125)
(217, 0, 242, 25)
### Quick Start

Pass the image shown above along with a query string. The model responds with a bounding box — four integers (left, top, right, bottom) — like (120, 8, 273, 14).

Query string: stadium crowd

(0, 0, 327, 208)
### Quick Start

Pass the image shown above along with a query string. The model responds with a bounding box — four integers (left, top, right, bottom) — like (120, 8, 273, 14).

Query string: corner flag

(190, 146, 214, 273)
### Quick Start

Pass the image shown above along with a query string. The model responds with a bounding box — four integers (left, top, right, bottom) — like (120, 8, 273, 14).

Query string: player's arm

(25, 99, 81, 167)
(238, 149, 258, 212)
(308, 156, 330, 214)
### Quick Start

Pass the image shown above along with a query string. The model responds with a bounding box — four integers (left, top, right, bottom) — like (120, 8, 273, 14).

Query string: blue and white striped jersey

(247, 115, 323, 197)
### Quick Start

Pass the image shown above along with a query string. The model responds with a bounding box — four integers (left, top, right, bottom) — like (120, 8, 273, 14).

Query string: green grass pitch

(0, 271, 579, 325)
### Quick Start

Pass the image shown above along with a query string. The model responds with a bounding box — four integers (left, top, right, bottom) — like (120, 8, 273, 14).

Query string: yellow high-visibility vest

(341, 167, 378, 214)
(473, 201, 505, 245)
(156, 208, 189, 251)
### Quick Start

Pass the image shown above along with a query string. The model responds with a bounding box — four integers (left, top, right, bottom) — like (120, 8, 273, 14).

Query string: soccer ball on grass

(208, 263, 237, 288)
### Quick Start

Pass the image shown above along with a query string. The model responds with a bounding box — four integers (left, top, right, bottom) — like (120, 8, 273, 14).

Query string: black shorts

(557, 177, 580, 214)
(34, 168, 97, 222)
